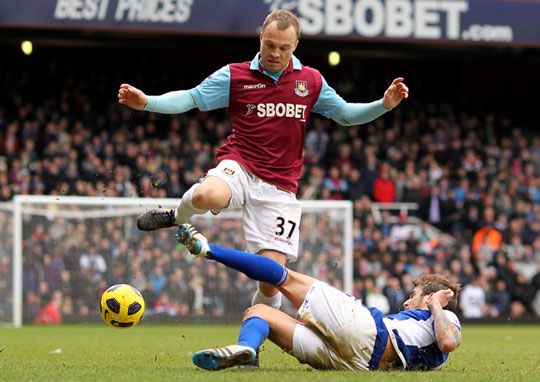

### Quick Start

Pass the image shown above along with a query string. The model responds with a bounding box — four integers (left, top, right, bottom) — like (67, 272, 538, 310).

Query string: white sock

(174, 184, 208, 225)
(251, 289, 282, 310)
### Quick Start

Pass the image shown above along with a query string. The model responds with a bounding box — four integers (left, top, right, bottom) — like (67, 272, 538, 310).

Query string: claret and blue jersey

(187, 53, 389, 193)
(145, 53, 390, 193)
(190, 53, 351, 118)
(382, 308, 462, 370)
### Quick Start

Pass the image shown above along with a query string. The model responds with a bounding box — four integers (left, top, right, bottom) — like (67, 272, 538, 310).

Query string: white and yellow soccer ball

(100, 284, 145, 329)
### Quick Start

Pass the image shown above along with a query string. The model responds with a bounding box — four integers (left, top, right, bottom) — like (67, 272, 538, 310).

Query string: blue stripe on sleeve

(189, 65, 230, 111)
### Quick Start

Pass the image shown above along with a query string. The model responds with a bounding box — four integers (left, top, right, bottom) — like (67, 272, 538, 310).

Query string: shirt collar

(250, 53, 302, 72)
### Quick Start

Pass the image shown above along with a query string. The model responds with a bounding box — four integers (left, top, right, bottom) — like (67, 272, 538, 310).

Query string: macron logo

(243, 83, 266, 90)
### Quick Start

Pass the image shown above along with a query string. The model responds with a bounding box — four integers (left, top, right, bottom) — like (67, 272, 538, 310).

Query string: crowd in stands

(0, 52, 539, 323)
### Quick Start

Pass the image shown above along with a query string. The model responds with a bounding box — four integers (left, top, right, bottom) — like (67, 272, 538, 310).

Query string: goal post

(9, 195, 353, 327)
(0, 202, 14, 327)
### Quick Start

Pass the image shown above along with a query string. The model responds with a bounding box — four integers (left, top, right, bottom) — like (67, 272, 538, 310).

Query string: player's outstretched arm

(118, 83, 148, 110)
(317, 77, 409, 126)
(427, 289, 462, 353)
(118, 83, 198, 115)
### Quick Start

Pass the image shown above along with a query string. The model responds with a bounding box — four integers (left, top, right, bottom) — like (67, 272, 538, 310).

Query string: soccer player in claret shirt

(118, 10, 409, 310)
(176, 223, 462, 372)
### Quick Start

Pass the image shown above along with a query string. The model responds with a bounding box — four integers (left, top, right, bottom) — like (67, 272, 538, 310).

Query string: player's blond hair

(262, 10, 301, 39)
(413, 274, 461, 311)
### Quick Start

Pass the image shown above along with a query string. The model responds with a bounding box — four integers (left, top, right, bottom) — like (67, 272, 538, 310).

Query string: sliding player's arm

(118, 65, 230, 114)
(427, 289, 462, 353)
(312, 76, 408, 126)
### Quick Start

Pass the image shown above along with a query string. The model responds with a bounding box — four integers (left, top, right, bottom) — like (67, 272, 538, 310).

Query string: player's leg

(192, 304, 298, 370)
(252, 249, 287, 309)
(192, 300, 344, 371)
(241, 304, 297, 352)
(243, 179, 302, 309)
(177, 224, 316, 309)
(136, 160, 245, 231)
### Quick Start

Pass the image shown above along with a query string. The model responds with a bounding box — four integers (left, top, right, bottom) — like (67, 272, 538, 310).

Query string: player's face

(259, 21, 298, 73)
(403, 287, 428, 310)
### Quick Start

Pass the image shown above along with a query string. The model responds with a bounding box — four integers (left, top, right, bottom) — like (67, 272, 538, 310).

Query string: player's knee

(192, 186, 228, 209)
(243, 304, 272, 321)
(192, 188, 213, 208)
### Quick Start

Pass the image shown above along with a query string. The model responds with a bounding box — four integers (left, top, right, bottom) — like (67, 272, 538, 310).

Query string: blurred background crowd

(0, 49, 539, 323)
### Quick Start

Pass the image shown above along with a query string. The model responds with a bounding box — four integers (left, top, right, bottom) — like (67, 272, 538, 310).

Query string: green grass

(0, 324, 538, 381)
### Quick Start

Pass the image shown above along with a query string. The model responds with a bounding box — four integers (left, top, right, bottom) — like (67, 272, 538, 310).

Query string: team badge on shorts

(223, 168, 235, 175)
(295, 80, 309, 97)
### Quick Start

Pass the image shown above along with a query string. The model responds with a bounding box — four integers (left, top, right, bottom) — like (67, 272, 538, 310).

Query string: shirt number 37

(275, 217, 296, 239)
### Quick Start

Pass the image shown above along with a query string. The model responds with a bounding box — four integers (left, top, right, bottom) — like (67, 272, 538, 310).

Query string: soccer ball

(100, 284, 145, 329)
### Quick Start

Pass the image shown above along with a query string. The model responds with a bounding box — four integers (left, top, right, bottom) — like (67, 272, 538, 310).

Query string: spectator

(420, 184, 448, 229)
(487, 279, 511, 317)
(305, 118, 329, 164)
(322, 166, 349, 200)
(365, 280, 390, 314)
(372, 162, 396, 203)
(348, 168, 368, 200)
(459, 277, 486, 318)
(35, 291, 62, 325)
(79, 247, 107, 283)
(384, 277, 406, 314)
(472, 207, 503, 259)
(148, 265, 167, 296)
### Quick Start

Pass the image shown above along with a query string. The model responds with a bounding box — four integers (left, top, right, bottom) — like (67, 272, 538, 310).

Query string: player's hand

(382, 77, 409, 110)
(426, 289, 454, 309)
(118, 83, 148, 110)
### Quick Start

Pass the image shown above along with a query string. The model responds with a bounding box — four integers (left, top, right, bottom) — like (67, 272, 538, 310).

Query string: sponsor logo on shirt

(245, 104, 256, 116)
(243, 83, 266, 89)
(223, 168, 235, 175)
(256, 103, 307, 119)
(294, 80, 309, 97)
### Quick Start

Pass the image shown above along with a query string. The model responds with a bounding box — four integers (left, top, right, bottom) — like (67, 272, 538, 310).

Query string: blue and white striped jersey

(383, 309, 461, 370)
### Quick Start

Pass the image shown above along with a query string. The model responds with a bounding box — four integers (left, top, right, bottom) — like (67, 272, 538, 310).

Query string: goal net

(5, 195, 352, 327)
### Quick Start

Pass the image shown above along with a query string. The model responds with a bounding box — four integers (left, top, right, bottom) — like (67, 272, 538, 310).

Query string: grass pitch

(0, 324, 538, 381)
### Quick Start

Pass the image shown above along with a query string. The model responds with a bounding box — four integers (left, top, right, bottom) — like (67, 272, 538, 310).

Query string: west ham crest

(295, 80, 309, 97)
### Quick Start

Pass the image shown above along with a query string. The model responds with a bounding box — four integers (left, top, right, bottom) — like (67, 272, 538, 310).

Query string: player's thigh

(296, 281, 378, 370)
(194, 176, 231, 208)
(244, 304, 296, 352)
(200, 160, 248, 209)
(278, 269, 316, 309)
(243, 182, 301, 262)
(298, 281, 372, 332)
(292, 322, 338, 370)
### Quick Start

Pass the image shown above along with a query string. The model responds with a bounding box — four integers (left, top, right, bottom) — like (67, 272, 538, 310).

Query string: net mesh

(13, 198, 350, 324)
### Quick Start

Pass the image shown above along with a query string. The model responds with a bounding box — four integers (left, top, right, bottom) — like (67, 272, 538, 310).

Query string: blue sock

(238, 317, 270, 351)
(208, 244, 288, 285)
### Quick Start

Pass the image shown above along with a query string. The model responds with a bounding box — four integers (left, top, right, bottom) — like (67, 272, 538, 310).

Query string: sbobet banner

(1, 0, 539, 46)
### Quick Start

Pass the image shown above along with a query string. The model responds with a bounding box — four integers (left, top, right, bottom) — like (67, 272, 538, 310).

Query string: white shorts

(292, 281, 378, 371)
(205, 160, 301, 261)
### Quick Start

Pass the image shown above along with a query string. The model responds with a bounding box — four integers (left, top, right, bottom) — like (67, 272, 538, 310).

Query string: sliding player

(176, 223, 462, 371)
